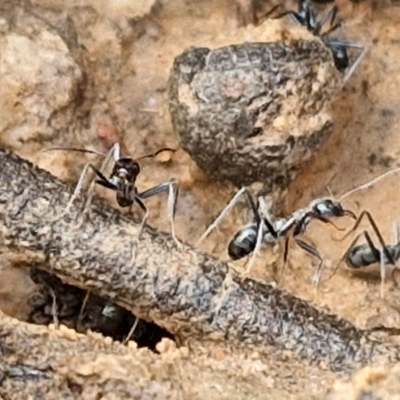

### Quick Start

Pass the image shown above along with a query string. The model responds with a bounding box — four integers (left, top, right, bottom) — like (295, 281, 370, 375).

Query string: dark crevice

(28, 269, 175, 352)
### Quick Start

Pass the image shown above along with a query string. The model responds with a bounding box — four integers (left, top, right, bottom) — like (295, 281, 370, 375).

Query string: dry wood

(0, 146, 398, 371)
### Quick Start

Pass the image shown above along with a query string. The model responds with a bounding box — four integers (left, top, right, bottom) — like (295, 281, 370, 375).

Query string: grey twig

(0, 147, 397, 371)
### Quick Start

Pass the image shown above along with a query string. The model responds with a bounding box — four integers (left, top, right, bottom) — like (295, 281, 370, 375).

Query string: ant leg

(362, 230, 386, 299)
(123, 316, 139, 344)
(257, 197, 278, 238)
(323, 231, 367, 283)
(361, 218, 395, 298)
(167, 179, 180, 248)
(243, 218, 265, 278)
(338, 211, 394, 265)
(242, 196, 278, 277)
(337, 43, 368, 85)
(336, 210, 374, 242)
(196, 187, 255, 246)
(262, 4, 281, 20)
(336, 210, 394, 295)
(314, 5, 339, 35)
(49, 288, 59, 329)
(134, 197, 149, 239)
(62, 162, 94, 216)
(83, 143, 121, 213)
(277, 237, 291, 284)
(51, 162, 107, 223)
(295, 238, 325, 286)
(76, 290, 91, 331)
(394, 221, 400, 244)
(126, 198, 148, 266)
(272, 10, 304, 26)
(138, 179, 181, 248)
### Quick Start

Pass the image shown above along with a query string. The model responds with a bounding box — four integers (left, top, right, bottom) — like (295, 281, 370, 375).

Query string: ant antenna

(42, 145, 177, 162)
(135, 147, 178, 162)
(42, 147, 107, 157)
(339, 166, 400, 201)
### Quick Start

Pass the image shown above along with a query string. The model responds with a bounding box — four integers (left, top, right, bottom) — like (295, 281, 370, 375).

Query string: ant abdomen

(228, 224, 258, 260)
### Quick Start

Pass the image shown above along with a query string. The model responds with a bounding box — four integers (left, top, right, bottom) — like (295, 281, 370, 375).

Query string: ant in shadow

(266, 0, 368, 84)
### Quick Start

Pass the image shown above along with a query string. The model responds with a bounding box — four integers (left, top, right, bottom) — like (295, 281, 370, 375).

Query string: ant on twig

(196, 167, 400, 285)
(43, 142, 181, 247)
(267, 0, 368, 84)
(44, 142, 182, 338)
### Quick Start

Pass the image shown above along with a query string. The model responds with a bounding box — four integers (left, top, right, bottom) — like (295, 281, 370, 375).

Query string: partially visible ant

(196, 167, 400, 284)
(325, 211, 400, 298)
(43, 142, 181, 247)
(267, 0, 368, 84)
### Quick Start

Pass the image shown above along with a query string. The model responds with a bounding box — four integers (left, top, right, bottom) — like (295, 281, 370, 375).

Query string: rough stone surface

(0, 2, 82, 153)
(168, 38, 341, 191)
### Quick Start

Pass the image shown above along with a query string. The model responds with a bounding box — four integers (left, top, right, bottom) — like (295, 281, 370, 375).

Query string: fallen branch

(0, 146, 397, 371)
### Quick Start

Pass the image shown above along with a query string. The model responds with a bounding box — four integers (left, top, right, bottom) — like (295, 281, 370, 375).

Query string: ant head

(112, 158, 141, 183)
(312, 198, 356, 220)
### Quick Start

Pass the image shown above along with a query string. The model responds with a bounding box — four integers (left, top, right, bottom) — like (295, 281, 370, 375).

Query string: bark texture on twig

(0, 146, 398, 371)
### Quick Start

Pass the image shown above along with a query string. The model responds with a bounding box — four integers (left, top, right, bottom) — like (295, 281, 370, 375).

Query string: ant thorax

(110, 170, 128, 188)
(264, 217, 293, 242)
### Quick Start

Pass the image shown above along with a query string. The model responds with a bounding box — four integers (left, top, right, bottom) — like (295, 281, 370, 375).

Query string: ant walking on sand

(267, 0, 368, 84)
(43, 142, 181, 247)
(196, 167, 400, 285)
(197, 188, 355, 285)
(325, 211, 400, 298)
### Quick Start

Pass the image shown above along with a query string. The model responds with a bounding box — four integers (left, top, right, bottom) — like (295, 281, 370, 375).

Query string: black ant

(196, 187, 355, 284)
(43, 143, 181, 247)
(197, 167, 400, 284)
(268, 0, 367, 84)
(325, 211, 400, 298)
(45, 142, 182, 337)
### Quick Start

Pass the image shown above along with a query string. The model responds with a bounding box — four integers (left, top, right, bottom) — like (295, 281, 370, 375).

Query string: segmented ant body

(97, 156, 142, 208)
(197, 187, 356, 283)
(197, 167, 400, 283)
(44, 143, 181, 247)
(228, 196, 354, 259)
(269, 0, 367, 83)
